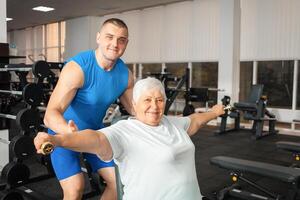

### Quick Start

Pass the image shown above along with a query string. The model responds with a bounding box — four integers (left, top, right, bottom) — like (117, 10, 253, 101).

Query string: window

(257, 61, 294, 108)
(165, 63, 187, 79)
(165, 63, 188, 99)
(192, 62, 218, 105)
(46, 22, 65, 62)
(141, 63, 163, 79)
(239, 62, 253, 101)
(18, 21, 66, 63)
(126, 63, 137, 82)
(60, 21, 65, 61)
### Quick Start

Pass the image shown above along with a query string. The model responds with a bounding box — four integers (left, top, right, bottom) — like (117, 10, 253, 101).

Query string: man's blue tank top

(58, 50, 128, 131)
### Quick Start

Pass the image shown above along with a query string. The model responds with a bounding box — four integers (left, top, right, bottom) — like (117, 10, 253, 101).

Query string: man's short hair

(102, 18, 128, 30)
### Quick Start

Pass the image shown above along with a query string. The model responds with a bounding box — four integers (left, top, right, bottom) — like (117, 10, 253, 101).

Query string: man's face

(133, 89, 165, 126)
(97, 23, 128, 62)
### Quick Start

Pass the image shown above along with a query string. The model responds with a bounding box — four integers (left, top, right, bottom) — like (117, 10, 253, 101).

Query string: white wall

(63, 0, 220, 62)
(0, 0, 7, 42)
(121, 0, 220, 63)
(64, 16, 100, 59)
(241, 0, 300, 60)
(218, 0, 241, 104)
(8, 0, 300, 61)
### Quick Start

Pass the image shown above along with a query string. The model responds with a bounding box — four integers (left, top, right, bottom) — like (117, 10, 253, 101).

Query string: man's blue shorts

(50, 146, 115, 180)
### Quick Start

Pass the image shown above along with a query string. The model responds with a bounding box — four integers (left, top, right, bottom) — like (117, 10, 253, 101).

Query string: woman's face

(133, 89, 165, 126)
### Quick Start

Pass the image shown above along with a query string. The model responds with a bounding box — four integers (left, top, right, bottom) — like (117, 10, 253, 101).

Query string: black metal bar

(164, 74, 186, 114)
(236, 173, 279, 199)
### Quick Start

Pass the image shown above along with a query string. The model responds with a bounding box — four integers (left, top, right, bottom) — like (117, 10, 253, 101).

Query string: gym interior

(1, 0, 300, 199)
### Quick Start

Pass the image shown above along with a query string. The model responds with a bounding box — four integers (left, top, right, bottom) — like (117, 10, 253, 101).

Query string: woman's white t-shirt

(101, 115, 202, 200)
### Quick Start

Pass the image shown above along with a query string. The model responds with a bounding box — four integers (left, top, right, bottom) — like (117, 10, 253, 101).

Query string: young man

(44, 18, 133, 200)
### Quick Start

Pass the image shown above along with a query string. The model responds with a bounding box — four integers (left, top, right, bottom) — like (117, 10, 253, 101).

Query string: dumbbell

(40, 142, 54, 155)
(0, 190, 24, 200)
(9, 135, 36, 159)
(0, 60, 64, 80)
(0, 108, 41, 132)
(0, 83, 43, 106)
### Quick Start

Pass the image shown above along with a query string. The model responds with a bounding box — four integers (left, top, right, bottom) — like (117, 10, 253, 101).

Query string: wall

(64, 16, 100, 59)
(0, 0, 7, 42)
(240, 0, 300, 60)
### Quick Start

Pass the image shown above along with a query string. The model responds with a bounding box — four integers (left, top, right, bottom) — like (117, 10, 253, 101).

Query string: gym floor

(11, 126, 300, 200)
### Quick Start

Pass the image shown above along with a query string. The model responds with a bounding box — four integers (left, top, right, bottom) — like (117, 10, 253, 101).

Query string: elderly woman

(34, 77, 224, 200)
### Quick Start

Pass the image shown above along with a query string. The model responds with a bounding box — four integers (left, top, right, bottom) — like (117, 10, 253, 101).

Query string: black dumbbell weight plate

(1, 162, 30, 186)
(16, 108, 41, 132)
(9, 135, 35, 159)
(22, 83, 43, 106)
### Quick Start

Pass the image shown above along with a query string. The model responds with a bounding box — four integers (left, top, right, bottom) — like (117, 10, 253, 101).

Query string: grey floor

(3, 126, 300, 200)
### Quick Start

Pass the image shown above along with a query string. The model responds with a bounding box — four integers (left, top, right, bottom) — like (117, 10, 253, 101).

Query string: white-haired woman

(34, 77, 224, 200)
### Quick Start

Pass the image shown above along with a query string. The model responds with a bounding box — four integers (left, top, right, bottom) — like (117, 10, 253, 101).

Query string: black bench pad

(276, 141, 300, 153)
(210, 156, 300, 184)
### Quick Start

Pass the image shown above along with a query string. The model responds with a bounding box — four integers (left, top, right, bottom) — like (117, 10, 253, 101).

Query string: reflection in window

(126, 63, 137, 82)
(192, 62, 218, 105)
(239, 62, 253, 101)
(126, 64, 134, 75)
(165, 63, 188, 99)
(165, 63, 187, 78)
(257, 61, 294, 108)
(141, 63, 162, 79)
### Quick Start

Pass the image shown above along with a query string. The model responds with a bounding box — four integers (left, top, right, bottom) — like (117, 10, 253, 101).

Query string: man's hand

(67, 120, 78, 133)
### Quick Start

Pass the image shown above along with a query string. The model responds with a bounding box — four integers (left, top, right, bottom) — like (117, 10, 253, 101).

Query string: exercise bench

(277, 141, 300, 166)
(210, 156, 300, 200)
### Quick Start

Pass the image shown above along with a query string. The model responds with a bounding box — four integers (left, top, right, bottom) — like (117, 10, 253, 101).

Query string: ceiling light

(32, 6, 55, 12)
(6, 18, 13, 21)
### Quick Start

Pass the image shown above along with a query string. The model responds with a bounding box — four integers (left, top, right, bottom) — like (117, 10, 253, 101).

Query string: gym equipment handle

(0, 89, 22, 95)
(0, 113, 17, 119)
(41, 142, 54, 155)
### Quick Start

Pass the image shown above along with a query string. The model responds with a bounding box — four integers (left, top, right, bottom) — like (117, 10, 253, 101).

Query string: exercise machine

(215, 84, 278, 140)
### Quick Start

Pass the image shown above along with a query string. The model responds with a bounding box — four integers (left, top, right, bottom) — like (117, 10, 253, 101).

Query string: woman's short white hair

(133, 77, 166, 103)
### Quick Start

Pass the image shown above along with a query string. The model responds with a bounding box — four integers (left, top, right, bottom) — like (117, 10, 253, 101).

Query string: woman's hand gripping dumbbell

(35, 120, 78, 155)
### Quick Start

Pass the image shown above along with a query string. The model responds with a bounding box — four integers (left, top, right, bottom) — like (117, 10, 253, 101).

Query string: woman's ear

(132, 100, 137, 115)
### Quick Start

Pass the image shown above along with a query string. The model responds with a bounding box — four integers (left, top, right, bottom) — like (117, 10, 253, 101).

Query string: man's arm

(43, 61, 84, 134)
(34, 130, 113, 161)
(119, 69, 134, 115)
(187, 104, 224, 136)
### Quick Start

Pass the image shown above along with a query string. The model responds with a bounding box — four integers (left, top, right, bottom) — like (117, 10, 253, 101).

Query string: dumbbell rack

(0, 58, 62, 199)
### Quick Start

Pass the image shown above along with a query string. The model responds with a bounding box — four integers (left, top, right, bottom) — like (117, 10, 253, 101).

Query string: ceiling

(6, 0, 187, 31)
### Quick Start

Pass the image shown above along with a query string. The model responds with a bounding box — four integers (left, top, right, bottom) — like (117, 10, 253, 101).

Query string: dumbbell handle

(224, 105, 233, 111)
(41, 142, 54, 155)
(0, 113, 17, 119)
(0, 89, 22, 95)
